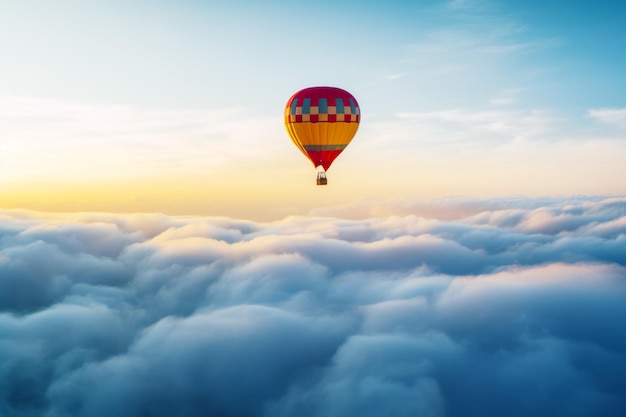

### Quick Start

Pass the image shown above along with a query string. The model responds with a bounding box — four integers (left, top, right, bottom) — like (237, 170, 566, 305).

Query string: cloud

(0, 96, 284, 181)
(395, 108, 561, 144)
(489, 88, 524, 107)
(396, 17, 560, 80)
(1, 196, 626, 416)
(588, 108, 626, 128)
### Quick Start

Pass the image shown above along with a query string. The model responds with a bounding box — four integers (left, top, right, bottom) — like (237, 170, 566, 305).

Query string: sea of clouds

(1, 196, 625, 417)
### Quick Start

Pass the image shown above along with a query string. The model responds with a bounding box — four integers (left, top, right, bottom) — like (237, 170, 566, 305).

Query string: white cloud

(397, 20, 559, 79)
(490, 97, 515, 106)
(588, 108, 626, 128)
(393, 107, 561, 146)
(0, 96, 284, 181)
(1, 196, 626, 416)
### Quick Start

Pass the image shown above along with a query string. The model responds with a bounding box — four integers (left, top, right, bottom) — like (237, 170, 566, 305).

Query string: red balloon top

(285, 86, 360, 124)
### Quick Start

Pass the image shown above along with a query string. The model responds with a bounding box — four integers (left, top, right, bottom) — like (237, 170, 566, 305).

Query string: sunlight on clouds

(1, 0, 625, 412)
(1, 197, 625, 416)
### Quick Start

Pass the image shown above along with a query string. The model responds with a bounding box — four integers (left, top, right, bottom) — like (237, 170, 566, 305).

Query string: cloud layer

(1, 197, 626, 417)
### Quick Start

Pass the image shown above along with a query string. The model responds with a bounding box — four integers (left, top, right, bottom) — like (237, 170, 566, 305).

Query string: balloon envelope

(284, 86, 360, 172)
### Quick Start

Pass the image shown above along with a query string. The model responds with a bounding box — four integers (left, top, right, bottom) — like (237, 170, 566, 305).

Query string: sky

(1, 0, 625, 218)
(2, 1, 626, 416)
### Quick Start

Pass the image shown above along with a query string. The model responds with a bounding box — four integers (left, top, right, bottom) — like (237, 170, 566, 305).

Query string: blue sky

(1, 0, 625, 218)
(3, 0, 624, 110)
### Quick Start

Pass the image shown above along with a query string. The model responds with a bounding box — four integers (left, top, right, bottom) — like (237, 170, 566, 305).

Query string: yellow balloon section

(284, 87, 360, 172)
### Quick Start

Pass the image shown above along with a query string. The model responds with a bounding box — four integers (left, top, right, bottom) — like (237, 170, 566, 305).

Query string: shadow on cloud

(1, 196, 625, 417)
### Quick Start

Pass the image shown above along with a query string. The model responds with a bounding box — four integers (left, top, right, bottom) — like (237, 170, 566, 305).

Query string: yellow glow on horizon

(0, 168, 377, 220)
(3, 127, 625, 221)
(3, 145, 625, 220)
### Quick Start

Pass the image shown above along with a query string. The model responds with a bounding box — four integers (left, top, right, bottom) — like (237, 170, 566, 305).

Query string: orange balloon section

(284, 86, 360, 185)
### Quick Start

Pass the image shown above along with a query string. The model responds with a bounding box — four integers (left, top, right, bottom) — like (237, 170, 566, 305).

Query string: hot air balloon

(284, 86, 360, 185)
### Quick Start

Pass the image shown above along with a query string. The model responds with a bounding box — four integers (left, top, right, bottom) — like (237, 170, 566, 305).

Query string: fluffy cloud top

(1, 197, 625, 417)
